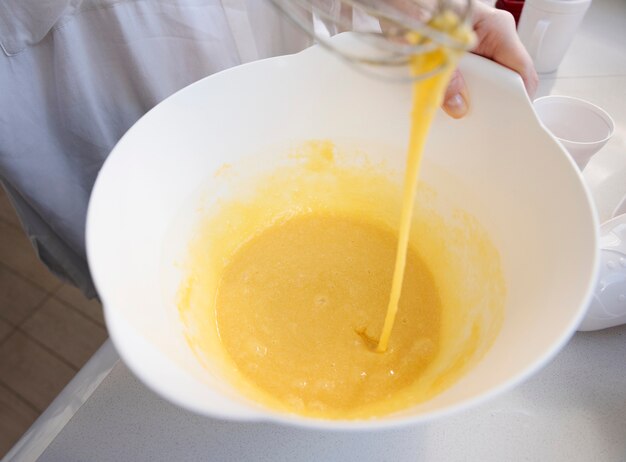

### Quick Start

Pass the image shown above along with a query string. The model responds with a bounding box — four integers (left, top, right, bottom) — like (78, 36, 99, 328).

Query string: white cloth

(0, 0, 313, 296)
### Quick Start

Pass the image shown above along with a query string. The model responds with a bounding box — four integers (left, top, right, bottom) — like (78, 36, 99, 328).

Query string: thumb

(442, 69, 469, 119)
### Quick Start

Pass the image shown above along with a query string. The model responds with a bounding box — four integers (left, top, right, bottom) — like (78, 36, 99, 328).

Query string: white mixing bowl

(87, 33, 598, 429)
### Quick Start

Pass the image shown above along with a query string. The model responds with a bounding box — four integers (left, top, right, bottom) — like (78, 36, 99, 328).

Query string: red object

(495, 0, 526, 26)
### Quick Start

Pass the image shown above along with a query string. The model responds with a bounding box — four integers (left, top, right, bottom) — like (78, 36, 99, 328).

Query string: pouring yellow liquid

(377, 13, 470, 352)
(177, 13, 500, 420)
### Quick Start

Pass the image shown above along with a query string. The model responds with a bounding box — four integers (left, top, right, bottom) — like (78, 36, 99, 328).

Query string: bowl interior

(87, 34, 598, 428)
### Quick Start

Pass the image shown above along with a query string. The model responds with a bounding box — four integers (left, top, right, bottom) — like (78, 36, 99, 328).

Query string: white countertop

(5, 0, 626, 460)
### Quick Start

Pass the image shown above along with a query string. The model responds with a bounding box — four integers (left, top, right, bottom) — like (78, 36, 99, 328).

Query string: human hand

(442, 1, 539, 118)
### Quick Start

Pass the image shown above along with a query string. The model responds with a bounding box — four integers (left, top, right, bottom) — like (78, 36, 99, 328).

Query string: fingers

(441, 3, 539, 119)
(442, 68, 470, 119)
(471, 4, 539, 97)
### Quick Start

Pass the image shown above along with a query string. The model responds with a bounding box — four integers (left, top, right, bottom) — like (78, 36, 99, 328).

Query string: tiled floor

(0, 186, 107, 457)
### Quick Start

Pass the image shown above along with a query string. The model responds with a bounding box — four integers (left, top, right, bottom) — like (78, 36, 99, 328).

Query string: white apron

(0, 0, 318, 296)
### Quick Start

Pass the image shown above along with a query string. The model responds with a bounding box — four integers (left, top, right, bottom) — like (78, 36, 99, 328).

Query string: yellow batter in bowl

(177, 140, 505, 419)
(177, 13, 504, 420)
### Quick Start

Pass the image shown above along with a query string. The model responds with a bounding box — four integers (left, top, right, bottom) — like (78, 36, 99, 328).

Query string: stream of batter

(376, 12, 471, 352)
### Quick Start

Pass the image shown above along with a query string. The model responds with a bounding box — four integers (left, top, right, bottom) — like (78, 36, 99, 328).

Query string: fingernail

(444, 93, 467, 118)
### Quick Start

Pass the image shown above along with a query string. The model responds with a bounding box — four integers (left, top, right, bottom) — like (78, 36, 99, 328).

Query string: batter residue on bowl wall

(177, 140, 505, 419)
